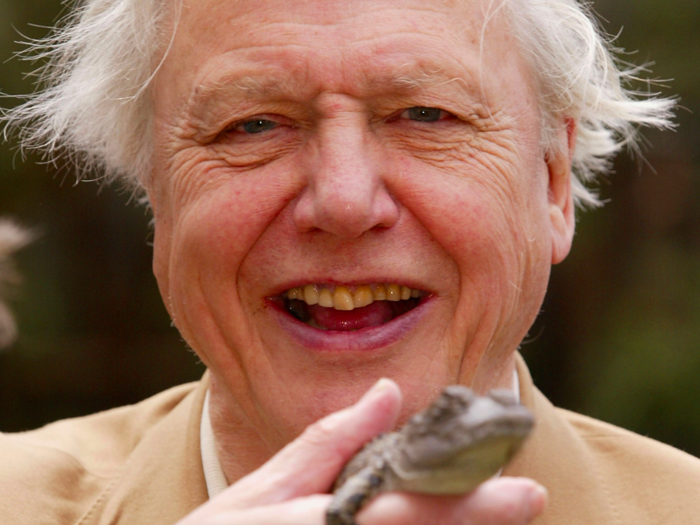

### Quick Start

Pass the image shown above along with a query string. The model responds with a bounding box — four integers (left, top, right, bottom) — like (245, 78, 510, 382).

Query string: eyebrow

(185, 60, 481, 119)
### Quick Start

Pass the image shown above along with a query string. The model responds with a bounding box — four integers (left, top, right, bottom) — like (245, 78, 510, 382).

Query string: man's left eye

(401, 107, 450, 122)
(236, 119, 279, 134)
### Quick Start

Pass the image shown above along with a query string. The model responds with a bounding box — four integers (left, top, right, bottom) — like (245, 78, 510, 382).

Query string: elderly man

(2, 0, 699, 523)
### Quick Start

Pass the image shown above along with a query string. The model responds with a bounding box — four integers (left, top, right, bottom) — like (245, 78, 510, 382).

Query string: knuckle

(457, 491, 528, 525)
(301, 412, 344, 446)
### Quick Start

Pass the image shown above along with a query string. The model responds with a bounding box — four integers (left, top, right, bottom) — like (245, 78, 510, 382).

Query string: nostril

(293, 189, 400, 238)
(292, 134, 399, 238)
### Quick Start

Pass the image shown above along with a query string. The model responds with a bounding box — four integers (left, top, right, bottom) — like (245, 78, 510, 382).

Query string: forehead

(176, 0, 482, 45)
(156, 0, 530, 117)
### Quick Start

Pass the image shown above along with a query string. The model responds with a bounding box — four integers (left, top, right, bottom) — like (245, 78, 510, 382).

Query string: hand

(176, 379, 547, 525)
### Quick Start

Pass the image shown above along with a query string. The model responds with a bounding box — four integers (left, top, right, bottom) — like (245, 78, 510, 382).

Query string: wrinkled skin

(148, 0, 575, 511)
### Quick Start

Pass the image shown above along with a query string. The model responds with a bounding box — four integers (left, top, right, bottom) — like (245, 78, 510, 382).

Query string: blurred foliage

(0, 0, 699, 458)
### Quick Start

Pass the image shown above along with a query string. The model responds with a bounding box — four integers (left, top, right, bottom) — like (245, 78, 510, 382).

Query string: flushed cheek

(390, 151, 548, 331)
(155, 162, 303, 354)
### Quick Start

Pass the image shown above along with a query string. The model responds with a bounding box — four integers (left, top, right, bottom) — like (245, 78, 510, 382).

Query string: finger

(234, 495, 332, 525)
(358, 477, 548, 525)
(224, 378, 402, 508)
(177, 494, 332, 525)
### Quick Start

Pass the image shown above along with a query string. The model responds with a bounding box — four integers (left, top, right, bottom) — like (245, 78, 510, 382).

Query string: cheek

(153, 162, 303, 340)
(389, 146, 551, 305)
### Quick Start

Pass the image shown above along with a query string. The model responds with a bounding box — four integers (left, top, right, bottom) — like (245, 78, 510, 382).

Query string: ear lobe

(547, 117, 576, 265)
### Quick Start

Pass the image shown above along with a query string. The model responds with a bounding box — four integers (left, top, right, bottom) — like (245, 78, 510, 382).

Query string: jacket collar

(77, 375, 210, 525)
(507, 355, 618, 524)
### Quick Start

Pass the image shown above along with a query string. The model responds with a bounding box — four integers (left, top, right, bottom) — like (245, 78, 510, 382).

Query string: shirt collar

(200, 390, 229, 499)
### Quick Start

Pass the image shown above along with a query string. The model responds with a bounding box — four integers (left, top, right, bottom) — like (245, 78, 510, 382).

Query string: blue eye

(406, 107, 444, 122)
(240, 119, 278, 134)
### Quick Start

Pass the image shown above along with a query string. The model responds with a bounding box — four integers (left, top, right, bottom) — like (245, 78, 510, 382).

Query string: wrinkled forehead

(154, 0, 526, 111)
(174, 0, 492, 37)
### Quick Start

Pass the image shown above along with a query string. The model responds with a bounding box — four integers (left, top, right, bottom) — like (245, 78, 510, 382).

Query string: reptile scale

(327, 386, 534, 525)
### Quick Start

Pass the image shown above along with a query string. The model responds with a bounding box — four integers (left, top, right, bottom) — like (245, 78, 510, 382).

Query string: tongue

(307, 302, 395, 331)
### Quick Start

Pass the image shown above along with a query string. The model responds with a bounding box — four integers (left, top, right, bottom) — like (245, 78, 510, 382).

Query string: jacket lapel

(77, 376, 210, 525)
(507, 356, 618, 524)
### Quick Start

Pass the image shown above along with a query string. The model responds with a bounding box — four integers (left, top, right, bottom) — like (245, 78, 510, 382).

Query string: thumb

(225, 378, 402, 508)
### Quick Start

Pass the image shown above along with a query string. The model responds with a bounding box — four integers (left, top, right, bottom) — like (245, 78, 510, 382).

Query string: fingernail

(526, 485, 548, 521)
(360, 378, 394, 403)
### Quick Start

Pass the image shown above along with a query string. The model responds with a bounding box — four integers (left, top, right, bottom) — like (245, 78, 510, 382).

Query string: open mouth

(281, 283, 426, 331)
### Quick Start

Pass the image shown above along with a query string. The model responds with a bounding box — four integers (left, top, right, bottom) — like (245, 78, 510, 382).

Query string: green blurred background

(1, 0, 699, 456)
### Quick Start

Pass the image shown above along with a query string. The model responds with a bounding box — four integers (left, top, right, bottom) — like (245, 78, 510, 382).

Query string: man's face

(149, 0, 573, 449)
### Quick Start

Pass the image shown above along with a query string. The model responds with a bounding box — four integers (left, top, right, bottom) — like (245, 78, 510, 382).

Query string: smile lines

(285, 284, 423, 311)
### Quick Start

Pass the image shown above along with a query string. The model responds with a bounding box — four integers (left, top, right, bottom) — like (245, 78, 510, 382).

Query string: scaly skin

(326, 386, 534, 525)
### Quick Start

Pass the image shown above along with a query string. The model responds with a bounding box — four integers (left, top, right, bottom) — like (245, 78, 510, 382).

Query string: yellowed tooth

(334, 286, 354, 311)
(354, 285, 374, 308)
(387, 284, 401, 301)
(287, 287, 300, 300)
(374, 284, 387, 300)
(303, 284, 319, 305)
(318, 288, 334, 308)
(401, 286, 411, 300)
(411, 288, 421, 298)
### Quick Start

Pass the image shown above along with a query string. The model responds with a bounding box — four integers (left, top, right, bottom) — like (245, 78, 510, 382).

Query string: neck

(206, 352, 520, 486)
(207, 374, 278, 485)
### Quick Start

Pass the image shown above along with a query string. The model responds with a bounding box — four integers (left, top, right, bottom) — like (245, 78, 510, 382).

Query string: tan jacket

(3, 358, 700, 524)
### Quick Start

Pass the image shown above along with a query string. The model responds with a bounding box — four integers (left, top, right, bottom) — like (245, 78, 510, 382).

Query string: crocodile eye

(488, 389, 517, 406)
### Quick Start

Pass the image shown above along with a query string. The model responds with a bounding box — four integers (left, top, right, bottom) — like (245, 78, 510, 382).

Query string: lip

(266, 294, 434, 353)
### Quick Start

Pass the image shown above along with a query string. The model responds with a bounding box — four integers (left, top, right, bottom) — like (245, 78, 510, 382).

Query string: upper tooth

(353, 285, 374, 308)
(386, 284, 401, 301)
(303, 284, 319, 305)
(318, 288, 334, 307)
(374, 284, 387, 300)
(285, 283, 422, 310)
(333, 286, 354, 310)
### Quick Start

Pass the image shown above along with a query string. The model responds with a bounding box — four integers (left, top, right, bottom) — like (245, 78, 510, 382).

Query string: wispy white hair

(0, 221, 31, 349)
(1, 0, 675, 206)
(1, 0, 172, 189)
(507, 0, 675, 207)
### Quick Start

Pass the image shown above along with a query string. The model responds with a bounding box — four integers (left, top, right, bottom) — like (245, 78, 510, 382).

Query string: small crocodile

(326, 385, 534, 525)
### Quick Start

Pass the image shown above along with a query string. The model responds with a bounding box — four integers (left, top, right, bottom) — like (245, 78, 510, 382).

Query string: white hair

(1, 0, 675, 207)
(507, 0, 675, 207)
(0, 221, 31, 349)
(1, 0, 172, 190)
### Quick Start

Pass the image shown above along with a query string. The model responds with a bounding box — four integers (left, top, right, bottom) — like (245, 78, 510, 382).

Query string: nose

(293, 113, 400, 239)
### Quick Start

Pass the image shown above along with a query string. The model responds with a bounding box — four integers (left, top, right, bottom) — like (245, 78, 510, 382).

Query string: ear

(547, 117, 576, 264)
